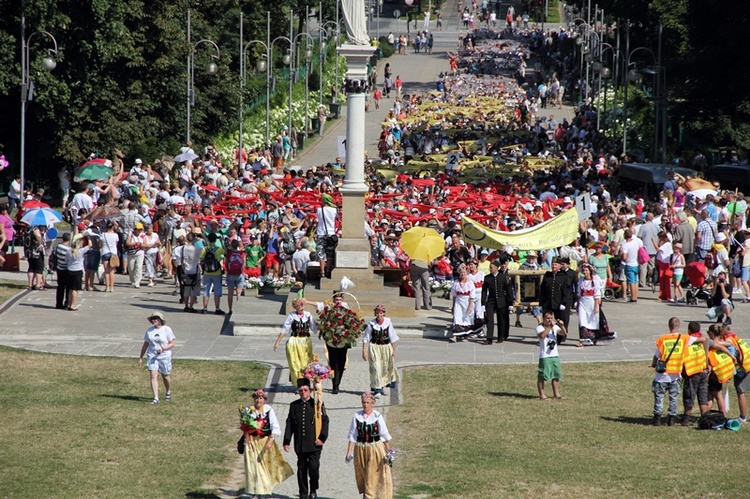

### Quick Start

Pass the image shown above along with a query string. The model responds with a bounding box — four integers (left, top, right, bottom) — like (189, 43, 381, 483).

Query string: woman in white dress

(362, 305, 400, 398)
(450, 264, 475, 342)
(466, 259, 485, 333)
(576, 263, 602, 347)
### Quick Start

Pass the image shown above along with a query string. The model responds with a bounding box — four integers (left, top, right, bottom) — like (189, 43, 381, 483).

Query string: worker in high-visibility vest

(681, 321, 735, 426)
(652, 317, 707, 427)
(681, 321, 711, 426)
(706, 324, 738, 415)
(723, 327, 750, 423)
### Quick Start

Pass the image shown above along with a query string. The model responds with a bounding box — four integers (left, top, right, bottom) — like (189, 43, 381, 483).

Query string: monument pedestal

(298, 42, 415, 316)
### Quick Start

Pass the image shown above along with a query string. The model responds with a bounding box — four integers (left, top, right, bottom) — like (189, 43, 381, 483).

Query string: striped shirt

(55, 243, 70, 270)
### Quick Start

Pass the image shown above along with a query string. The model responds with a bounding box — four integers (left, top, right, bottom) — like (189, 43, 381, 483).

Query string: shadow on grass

(600, 415, 656, 426)
(488, 391, 538, 399)
(99, 394, 152, 402)
(185, 492, 223, 498)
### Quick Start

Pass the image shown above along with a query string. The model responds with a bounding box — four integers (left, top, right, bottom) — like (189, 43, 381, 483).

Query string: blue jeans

(653, 379, 681, 416)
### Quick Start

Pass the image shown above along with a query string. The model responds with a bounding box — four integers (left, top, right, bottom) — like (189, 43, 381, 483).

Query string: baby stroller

(603, 278, 624, 300)
(685, 261, 710, 306)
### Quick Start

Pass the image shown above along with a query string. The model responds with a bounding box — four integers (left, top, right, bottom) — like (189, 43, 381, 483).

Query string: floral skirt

(243, 436, 293, 494)
(354, 441, 393, 499)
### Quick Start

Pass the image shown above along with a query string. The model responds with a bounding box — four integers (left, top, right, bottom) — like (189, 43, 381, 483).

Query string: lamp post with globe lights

(20, 24, 58, 199)
(239, 11, 272, 159)
(186, 10, 220, 143)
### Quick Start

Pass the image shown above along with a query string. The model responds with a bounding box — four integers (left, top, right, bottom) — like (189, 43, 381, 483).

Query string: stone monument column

(333, 44, 376, 271)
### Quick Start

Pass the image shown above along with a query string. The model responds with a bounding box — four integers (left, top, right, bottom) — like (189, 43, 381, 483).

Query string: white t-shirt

(100, 232, 119, 255)
(144, 325, 175, 357)
(316, 206, 338, 237)
(620, 237, 643, 267)
(536, 324, 561, 359)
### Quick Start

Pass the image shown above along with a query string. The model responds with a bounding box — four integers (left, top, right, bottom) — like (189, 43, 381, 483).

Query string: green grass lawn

(0, 347, 268, 498)
(0, 279, 28, 305)
(390, 363, 748, 498)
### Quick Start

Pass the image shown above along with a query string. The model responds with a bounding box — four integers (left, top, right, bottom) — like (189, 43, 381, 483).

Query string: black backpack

(202, 247, 222, 273)
(698, 410, 727, 430)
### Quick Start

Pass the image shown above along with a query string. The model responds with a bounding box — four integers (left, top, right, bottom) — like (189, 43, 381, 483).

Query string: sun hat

(147, 311, 165, 324)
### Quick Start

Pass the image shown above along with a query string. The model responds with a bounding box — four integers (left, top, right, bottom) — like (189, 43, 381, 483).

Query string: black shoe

(680, 414, 691, 426)
(496, 338, 504, 343)
(215, 309, 225, 315)
(723, 317, 732, 326)
(515, 320, 522, 327)
(653, 415, 661, 426)
(484, 339, 493, 345)
(331, 388, 339, 395)
(667, 415, 676, 427)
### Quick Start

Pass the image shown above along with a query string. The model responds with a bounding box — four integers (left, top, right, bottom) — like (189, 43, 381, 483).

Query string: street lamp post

(322, 20, 341, 104)
(186, 9, 220, 143)
(294, 32, 315, 134)
(20, 19, 58, 200)
(240, 11, 271, 159)
(571, 19, 592, 105)
(621, 45, 656, 157)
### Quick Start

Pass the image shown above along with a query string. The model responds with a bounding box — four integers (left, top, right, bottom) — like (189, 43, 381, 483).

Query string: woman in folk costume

(466, 259, 485, 333)
(345, 392, 394, 499)
(576, 263, 603, 346)
(274, 298, 317, 382)
(236, 389, 293, 498)
(450, 264, 476, 341)
(362, 305, 400, 398)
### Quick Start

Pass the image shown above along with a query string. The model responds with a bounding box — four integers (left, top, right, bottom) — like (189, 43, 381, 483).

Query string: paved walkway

(0, 7, 695, 499)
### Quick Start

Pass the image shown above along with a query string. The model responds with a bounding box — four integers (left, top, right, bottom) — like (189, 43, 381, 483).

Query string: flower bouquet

(304, 362, 331, 380)
(317, 304, 366, 348)
(238, 405, 262, 435)
(383, 448, 397, 468)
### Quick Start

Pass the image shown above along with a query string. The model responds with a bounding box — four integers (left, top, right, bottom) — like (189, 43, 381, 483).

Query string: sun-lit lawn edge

(390, 362, 748, 499)
(0, 347, 268, 498)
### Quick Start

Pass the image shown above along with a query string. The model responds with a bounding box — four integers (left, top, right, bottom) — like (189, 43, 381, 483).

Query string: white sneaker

(740, 416, 747, 424)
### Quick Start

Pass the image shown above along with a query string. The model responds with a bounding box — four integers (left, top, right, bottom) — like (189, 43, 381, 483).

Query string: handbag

(656, 334, 681, 373)
(183, 273, 198, 287)
(109, 254, 120, 267)
(637, 246, 650, 265)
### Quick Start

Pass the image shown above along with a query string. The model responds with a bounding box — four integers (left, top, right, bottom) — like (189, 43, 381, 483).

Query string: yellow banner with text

(461, 209, 579, 251)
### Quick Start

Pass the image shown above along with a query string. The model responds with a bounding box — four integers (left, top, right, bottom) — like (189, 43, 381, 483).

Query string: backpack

(202, 247, 222, 273)
(698, 410, 727, 430)
(282, 232, 297, 256)
(226, 250, 245, 275)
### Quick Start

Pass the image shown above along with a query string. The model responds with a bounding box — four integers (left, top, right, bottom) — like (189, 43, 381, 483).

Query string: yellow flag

(461, 209, 579, 251)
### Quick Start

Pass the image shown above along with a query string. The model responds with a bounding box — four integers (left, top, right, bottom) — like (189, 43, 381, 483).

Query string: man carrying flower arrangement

(284, 378, 329, 499)
(317, 292, 366, 394)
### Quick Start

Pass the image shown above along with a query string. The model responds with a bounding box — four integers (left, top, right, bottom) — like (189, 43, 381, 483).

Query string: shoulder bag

(655, 334, 681, 373)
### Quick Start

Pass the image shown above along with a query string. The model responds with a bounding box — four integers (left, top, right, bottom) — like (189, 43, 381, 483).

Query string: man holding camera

(536, 310, 565, 400)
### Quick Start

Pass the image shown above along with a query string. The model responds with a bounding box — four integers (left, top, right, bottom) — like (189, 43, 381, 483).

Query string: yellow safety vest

(682, 336, 707, 377)
(656, 333, 688, 374)
(708, 349, 735, 383)
(729, 336, 750, 373)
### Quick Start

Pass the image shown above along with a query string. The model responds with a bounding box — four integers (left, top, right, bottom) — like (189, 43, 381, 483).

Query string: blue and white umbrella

(20, 207, 63, 227)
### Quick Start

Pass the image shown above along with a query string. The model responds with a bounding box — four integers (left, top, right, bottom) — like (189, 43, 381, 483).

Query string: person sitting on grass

(536, 310, 565, 400)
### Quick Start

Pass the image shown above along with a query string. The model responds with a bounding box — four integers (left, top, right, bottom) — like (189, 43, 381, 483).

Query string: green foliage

(378, 37, 395, 59)
(213, 39, 346, 156)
